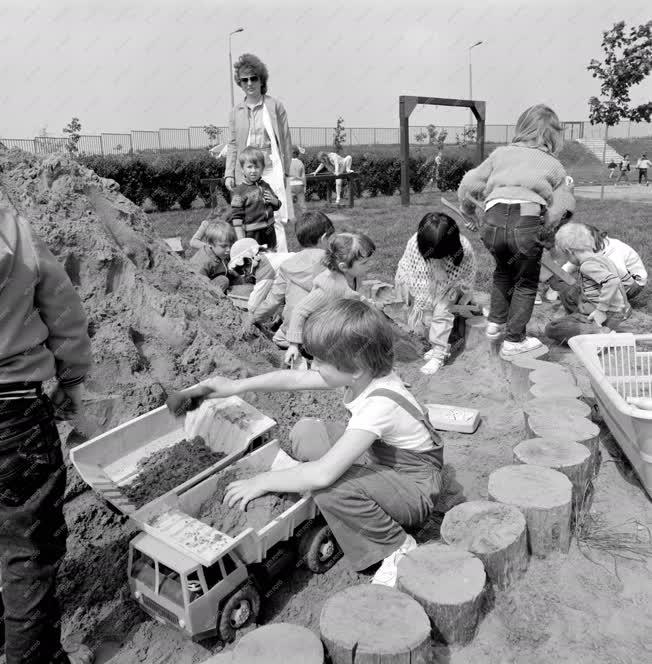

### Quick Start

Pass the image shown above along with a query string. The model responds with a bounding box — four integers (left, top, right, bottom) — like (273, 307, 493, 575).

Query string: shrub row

(78, 150, 476, 211)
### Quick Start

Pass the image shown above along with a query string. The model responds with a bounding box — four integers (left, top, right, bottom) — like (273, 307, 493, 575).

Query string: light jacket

(251, 248, 326, 336)
(0, 206, 91, 387)
(225, 95, 293, 186)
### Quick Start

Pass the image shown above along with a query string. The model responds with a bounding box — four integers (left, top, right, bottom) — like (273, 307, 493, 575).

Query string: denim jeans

(0, 393, 70, 664)
(545, 311, 627, 345)
(481, 203, 544, 342)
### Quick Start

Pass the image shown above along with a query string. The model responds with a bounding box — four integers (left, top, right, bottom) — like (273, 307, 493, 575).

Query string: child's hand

(166, 391, 205, 417)
(223, 474, 269, 510)
(588, 309, 608, 327)
(284, 344, 301, 367)
(263, 190, 275, 204)
(240, 316, 257, 339)
(203, 377, 240, 399)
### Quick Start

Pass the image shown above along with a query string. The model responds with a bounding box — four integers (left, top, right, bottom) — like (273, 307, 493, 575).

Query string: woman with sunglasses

(224, 53, 294, 251)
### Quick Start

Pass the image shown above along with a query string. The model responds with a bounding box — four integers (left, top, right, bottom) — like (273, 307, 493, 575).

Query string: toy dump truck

(71, 398, 340, 641)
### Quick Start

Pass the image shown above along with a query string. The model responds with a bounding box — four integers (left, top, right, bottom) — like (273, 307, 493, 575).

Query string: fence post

(298, 127, 302, 146)
(157, 131, 162, 152)
(129, 133, 133, 154)
(324, 127, 327, 147)
(374, 128, 377, 144)
(187, 128, 191, 150)
(505, 125, 508, 144)
(99, 135, 104, 156)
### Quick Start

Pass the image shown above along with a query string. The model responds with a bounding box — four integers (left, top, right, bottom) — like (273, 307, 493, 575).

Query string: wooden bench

(306, 172, 359, 208)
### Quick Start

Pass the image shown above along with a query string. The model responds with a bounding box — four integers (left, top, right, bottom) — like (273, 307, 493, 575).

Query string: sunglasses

(240, 76, 259, 84)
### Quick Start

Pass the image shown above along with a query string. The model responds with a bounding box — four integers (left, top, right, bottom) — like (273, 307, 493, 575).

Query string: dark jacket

(0, 206, 91, 387)
(225, 95, 292, 185)
(189, 246, 232, 281)
(231, 179, 281, 233)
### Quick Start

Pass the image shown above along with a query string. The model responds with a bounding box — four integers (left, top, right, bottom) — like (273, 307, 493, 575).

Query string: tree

(455, 126, 477, 148)
(333, 117, 346, 153)
(63, 117, 82, 154)
(204, 124, 221, 146)
(426, 124, 448, 150)
(587, 20, 652, 126)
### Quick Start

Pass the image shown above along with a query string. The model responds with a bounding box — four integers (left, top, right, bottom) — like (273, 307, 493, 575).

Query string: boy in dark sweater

(230, 146, 281, 248)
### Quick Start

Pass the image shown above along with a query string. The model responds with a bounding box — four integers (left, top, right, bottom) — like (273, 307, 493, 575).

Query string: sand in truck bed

(198, 465, 296, 534)
(122, 436, 226, 509)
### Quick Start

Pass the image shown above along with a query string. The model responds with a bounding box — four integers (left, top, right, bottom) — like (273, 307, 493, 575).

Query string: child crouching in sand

(545, 222, 631, 344)
(171, 299, 443, 586)
(284, 231, 376, 367)
(395, 211, 477, 375)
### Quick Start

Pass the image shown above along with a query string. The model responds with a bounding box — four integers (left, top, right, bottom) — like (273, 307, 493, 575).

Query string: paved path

(575, 184, 652, 204)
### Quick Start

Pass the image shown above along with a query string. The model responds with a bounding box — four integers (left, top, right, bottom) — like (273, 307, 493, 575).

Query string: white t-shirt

(344, 372, 434, 452)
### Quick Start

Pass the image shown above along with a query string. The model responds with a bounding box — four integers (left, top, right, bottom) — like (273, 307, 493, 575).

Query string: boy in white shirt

(288, 146, 307, 215)
(169, 299, 443, 587)
(636, 154, 651, 186)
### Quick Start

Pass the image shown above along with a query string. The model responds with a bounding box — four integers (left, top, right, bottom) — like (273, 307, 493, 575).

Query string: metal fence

(2, 121, 650, 156)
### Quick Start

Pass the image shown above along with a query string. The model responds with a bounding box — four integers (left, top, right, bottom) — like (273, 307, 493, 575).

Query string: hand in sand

(51, 383, 83, 420)
(223, 474, 268, 510)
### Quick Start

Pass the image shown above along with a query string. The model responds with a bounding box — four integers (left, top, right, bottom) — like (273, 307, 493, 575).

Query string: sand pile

(0, 148, 346, 647)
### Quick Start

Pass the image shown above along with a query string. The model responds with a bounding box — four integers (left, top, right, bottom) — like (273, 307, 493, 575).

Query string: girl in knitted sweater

(395, 212, 477, 375)
(457, 104, 575, 358)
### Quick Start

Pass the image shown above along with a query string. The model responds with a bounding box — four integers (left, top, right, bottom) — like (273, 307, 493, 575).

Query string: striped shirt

(246, 99, 271, 151)
(578, 253, 630, 315)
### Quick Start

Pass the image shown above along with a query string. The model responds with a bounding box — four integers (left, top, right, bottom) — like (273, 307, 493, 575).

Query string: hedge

(78, 149, 477, 211)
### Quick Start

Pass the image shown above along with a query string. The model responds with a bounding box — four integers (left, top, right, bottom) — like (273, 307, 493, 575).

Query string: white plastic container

(569, 333, 652, 497)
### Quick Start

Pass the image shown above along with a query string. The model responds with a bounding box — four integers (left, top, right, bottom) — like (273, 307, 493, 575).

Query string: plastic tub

(569, 333, 652, 497)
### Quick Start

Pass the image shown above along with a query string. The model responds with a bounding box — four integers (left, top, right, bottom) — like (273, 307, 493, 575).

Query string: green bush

(78, 151, 223, 211)
(436, 154, 476, 191)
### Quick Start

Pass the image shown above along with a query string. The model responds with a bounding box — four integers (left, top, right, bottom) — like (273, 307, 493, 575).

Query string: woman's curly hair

(233, 53, 269, 95)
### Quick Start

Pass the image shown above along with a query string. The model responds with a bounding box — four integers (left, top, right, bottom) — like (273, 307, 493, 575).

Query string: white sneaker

(534, 293, 543, 305)
(485, 322, 506, 339)
(423, 346, 448, 361)
(371, 535, 418, 587)
(420, 356, 445, 375)
(545, 288, 559, 302)
(500, 337, 543, 358)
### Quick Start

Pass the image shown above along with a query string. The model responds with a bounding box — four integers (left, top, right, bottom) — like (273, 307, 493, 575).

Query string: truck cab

(129, 532, 254, 641)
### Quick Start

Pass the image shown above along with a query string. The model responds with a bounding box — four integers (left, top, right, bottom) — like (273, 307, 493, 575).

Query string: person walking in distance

(616, 154, 631, 185)
(636, 154, 650, 186)
(0, 206, 93, 664)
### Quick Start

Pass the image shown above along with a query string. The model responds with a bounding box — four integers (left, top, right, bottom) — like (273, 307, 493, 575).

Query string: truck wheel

(218, 584, 260, 642)
(298, 523, 341, 574)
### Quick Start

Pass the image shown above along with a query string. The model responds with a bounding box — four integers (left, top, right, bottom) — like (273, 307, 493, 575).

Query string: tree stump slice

(488, 465, 572, 556)
(440, 500, 528, 590)
(231, 624, 324, 664)
(513, 438, 591, 517)
(525, 414, 601, 476)
(465, 316, 488, 351)
(501, 344, 549, 365)
(396, 543, 486, 645)
(320, 585, 431, 664)
(522, 397, 592, 431)
(509, 357, 569, 397)
(529, 382, 583, 400)
(529, 366, 578, 387)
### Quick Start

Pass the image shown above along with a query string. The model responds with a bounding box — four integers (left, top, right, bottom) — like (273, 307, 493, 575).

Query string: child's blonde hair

(555, 222, 595, 254)
(304, 299, 394, 378)
(324, 232, 376, 272)
(204, 221, 237, 246)
(238, 146, 265, 168)
(513, 104, 563, 155)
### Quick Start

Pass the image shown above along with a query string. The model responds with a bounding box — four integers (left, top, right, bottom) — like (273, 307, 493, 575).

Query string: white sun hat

(228, 237, 266, 269)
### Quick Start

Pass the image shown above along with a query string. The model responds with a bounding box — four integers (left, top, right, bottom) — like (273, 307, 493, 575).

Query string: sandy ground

(0, 149, 650, 664)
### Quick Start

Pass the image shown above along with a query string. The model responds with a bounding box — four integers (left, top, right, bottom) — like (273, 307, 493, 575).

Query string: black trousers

(0, 393, 70, 664)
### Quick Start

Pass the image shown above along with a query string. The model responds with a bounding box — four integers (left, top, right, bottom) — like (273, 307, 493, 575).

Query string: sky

(1, 0, 650, 138)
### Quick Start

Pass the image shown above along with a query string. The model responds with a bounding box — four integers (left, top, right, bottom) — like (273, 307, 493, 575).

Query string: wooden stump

(513, 438, 591, 517)
(522, 397, 591, 431)
(231, 624, 324, 664)
(488, 465, 572, 556)
(320, 585, 431, 664)
(529, 366, 578, 387)
(509, 357, 569, 397)
(529, 382, 583, 400)
(525, 414, 601, 476)
(440, 501, 528, 589)
(465, 316, 488, 350)
(397, 543, 486, 645)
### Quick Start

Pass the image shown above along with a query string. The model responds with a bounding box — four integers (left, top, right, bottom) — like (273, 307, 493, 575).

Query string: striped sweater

(286, 269, 361, 344)
(577, 253, 630, 316)
(458, 144, 575, 224)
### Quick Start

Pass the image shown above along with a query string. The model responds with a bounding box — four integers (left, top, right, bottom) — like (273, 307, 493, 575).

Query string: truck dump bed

(132, 441, 316, 567)
(70, 396, 276, 514)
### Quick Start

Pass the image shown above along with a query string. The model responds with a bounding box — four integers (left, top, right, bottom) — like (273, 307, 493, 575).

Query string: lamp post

(468, 40, 483, 127)
(229, 28, 244, 107)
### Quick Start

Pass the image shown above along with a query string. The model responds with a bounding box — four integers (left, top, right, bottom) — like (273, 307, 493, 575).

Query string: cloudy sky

(1, 0, 650, 138)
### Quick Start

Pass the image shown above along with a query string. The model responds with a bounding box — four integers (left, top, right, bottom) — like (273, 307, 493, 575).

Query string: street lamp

(468, 40, 483, 126)
(229, 28, 244, 107)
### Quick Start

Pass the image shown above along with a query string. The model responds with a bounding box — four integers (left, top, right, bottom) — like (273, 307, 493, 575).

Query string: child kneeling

(189, 221, 238, 293)
(175, 299, 443, 586)
(545, 223, 631, 344)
